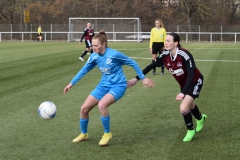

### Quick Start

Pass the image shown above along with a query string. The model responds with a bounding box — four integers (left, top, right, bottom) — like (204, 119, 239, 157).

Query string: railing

(0, 32, 240, 43)
(176, 32, 240, 43)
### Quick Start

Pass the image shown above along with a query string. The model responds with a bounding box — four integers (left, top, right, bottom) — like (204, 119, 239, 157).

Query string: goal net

(68, 17, 142, 42)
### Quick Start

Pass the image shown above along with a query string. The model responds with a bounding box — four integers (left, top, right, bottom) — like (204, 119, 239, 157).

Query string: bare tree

(176, 0, 214, 31)
(1, 0, 240, 32)
(0, 0, 19, 24)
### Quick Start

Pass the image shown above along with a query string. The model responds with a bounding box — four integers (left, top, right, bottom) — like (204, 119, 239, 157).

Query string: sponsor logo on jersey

(106, 58, 112, 64)
(169, 68, 184, 76)
(177, 62, 182, 68)
(99, 67, 110, 74)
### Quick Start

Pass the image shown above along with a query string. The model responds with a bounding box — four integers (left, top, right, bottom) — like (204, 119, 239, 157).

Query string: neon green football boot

(183, 130, 195, 142)
(196, 114, 207, 132)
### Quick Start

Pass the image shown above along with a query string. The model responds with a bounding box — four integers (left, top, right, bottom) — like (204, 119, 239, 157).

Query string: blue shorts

(90, 85, 126, 101)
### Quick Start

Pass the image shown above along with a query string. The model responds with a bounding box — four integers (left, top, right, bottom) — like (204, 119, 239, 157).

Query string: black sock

(161, 65, 164, 72)
(190, 105, 202, 120)
(81, 51, 88, 57)
(152, 60, 156, 73)
(181, 110, 194, 130)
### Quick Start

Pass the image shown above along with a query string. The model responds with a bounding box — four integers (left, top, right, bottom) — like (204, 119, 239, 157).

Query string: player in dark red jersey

(79, 23, 95, 61)
(128, 32, 207, 142)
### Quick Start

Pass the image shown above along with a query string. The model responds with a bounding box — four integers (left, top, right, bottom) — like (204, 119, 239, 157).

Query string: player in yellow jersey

(149, 19, 166, 75)
(37, 26, 43, 42)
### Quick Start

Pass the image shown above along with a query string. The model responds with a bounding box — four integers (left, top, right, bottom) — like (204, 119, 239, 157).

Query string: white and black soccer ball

(38, 101, 57, 120)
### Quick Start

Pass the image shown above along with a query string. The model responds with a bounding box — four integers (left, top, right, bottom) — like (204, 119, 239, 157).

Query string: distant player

(79, 23, 95, 61)
(150, 19, 166, 75)
(37, 26, 43, 42)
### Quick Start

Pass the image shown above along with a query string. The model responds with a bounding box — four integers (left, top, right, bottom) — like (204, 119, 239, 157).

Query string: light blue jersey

(70, 48, 145, 87)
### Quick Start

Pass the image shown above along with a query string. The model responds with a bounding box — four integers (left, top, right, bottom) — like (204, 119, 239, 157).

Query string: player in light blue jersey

(64, 31, 155, 146)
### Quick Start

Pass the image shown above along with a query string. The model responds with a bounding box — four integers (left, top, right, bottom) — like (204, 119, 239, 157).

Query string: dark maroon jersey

(80, 27, 95, 42)
(139, 48, 202, 94)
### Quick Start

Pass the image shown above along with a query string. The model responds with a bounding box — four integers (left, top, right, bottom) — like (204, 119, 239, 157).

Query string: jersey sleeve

(149, 28, 154, 48)
(181, 53, 196, 94)
(135, 55, 164, 80)
(80, 29, 87, 42)
(70, 56, 97, 85)
(116, 52, 145, 80)
(163, 28, 167, 46)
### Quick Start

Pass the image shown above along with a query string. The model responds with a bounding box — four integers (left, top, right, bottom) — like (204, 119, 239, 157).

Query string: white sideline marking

(189, 48, 240, 50)
(117, 47, 240, 62)
(117, 48, 147, 50)
(195, 60, 240, 62)
(129, 57, 240, 63)
(117, 48, 240, 51)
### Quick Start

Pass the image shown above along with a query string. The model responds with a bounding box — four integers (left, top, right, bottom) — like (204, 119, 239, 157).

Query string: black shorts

(152, 42, 164, 54)
(38, 33, 42, 36)
(85, 40, 92, 48)
(183, 75, 204, 99)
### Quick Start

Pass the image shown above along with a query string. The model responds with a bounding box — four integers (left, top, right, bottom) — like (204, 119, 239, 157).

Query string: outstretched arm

(141, 78, 155, 88)
(127, 61, 158, 88)
(127, 77, 154, 88)
(127, 55, 164, 88)
(63, 84, 73, 94)
(115, 52, 157, 88)
(127, 78, 138, 88)
(80, 30, 86, 42)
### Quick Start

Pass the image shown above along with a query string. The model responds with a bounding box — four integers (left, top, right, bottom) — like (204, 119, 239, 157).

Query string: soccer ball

(38, 101, 57, 120)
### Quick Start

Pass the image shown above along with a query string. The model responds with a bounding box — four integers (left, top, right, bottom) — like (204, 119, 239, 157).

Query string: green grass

(0, 41, 240, 160)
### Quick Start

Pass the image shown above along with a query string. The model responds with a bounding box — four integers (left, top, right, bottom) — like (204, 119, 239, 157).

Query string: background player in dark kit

(79, 23, 95, 61)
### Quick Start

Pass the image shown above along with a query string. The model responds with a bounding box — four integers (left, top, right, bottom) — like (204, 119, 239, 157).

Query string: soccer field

(0, 41, 240, 160)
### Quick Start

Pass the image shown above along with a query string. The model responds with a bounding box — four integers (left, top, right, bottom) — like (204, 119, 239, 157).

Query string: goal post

(68, 17, 142, 42)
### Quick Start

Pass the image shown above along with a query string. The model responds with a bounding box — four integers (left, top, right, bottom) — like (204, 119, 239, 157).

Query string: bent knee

(81, 106, 90, 115)
(180, 110, 190, 115)
(179, 105, 190, 114)
(97, 102, 108, 110)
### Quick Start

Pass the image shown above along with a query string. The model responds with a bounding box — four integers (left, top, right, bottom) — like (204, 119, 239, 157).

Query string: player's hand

(150, 48, 152, 54)
(142, 78, 155, 88)
(64, 84, 73, 94)
(127, 78, 138, 88)
(79, 42, 82, 45)
(176, 93, 184, 101)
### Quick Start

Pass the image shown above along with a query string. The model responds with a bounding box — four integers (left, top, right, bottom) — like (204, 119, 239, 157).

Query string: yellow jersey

(38, 27, 42, 34)
(149, 27, 166, 48)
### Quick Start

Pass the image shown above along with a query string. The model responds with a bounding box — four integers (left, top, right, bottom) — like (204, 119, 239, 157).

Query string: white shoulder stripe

(178, 50, 190, 60)
(162, 50, 169, 55)
(159, 50, 169, 58)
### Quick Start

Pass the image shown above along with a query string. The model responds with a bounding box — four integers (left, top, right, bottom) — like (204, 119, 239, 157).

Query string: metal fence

(1, 24, 240, 32)
(1, 24, 240, 42)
